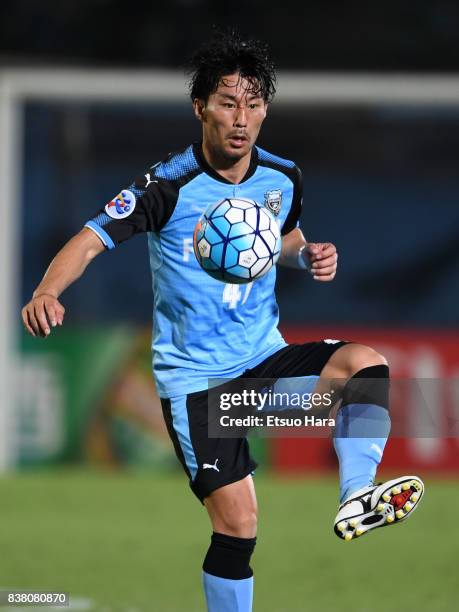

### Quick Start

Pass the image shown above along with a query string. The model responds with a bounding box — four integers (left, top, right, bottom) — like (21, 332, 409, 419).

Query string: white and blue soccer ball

(193, 198, 282, 284)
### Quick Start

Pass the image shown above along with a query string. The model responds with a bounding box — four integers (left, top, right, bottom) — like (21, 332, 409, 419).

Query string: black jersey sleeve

(84, 174, 178, 249)
(281, 165, 303, 236)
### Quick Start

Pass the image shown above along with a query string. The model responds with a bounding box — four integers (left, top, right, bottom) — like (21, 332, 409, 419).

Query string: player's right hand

(21, 294, 65, 338)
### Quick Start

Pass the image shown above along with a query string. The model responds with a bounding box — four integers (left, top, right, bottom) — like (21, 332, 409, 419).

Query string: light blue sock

(203, 572, 253, 612)
(333, 403, 391, 503)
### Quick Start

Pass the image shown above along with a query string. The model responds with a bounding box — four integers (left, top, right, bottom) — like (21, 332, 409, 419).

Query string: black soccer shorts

(160, 340, 347, 503)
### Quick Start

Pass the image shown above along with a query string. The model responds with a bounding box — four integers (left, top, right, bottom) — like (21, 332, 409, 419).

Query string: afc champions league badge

(264, 189, 282, 217)
(105, 190, 136, 219)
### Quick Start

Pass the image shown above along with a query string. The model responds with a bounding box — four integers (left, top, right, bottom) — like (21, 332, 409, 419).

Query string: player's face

(194, 73, 268, 162)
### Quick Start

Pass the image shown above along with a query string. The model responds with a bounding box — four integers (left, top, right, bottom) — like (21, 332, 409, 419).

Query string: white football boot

(334, 475, 425, 541)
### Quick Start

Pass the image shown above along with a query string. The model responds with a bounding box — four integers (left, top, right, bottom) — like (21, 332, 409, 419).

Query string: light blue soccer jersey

(85, 142, 303, 397)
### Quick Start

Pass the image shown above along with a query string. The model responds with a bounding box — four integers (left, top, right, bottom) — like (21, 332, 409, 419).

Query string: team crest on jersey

(105, 189, 136, 219)
(264, 189, 282, 216)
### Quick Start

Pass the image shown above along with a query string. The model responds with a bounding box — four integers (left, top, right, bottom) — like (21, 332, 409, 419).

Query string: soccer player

(22, 31, 424, 612)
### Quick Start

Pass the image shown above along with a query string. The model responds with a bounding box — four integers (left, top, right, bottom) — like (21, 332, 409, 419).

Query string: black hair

(186, 28, 276, 103)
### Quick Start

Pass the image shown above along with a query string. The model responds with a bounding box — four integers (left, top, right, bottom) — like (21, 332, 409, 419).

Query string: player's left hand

(305, 242, 338, 282)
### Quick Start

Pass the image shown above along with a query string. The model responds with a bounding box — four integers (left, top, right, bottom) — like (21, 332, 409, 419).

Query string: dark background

(1, 0, 459, 71)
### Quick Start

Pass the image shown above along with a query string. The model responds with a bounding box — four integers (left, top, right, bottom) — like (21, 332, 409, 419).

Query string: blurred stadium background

(1, 1, 458, 610)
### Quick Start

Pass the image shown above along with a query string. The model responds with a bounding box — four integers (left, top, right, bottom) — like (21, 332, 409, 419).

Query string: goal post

(0, 77, 22, 471)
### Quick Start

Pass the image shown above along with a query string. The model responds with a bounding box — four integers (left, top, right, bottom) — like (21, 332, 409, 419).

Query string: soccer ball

(193, 198, 282, 284)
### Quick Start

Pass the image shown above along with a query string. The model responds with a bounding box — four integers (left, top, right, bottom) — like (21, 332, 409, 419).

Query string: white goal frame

(1, 67, 459, 471)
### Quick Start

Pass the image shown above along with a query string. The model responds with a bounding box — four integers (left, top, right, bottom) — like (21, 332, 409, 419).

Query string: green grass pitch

(0, 469, 457, 611)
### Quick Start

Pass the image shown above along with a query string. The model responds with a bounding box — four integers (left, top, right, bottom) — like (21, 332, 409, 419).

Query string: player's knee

(216, 508, 258, 539)
(334, 343, 388, 379)
(346, 344, 388, 376)
(341, 360, 390, 412)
